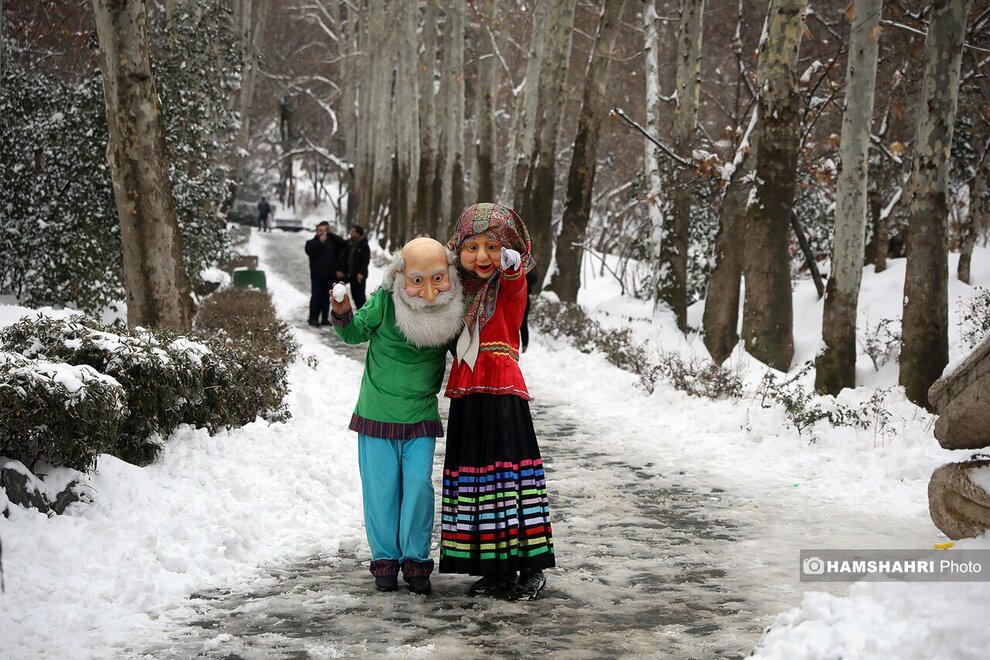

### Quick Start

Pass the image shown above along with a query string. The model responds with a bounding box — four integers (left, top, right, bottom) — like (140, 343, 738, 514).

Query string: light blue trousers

(357, 434, 436, 564)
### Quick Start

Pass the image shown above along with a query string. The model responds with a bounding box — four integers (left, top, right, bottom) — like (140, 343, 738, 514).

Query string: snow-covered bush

(530, 298, 741, 399)
(0, 352, 126, 471)
(1, 316, 205, 464)
(862, 317, 901, 369)
(0, 305, 296, 468)
(958, 287, 990, 350)
(757, 364, 892, 440)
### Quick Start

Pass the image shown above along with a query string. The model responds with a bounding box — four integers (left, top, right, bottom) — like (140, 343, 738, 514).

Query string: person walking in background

(519, 265, 539, 353)
(440, 203, 556, 601)
(257, 196, 272, 232)
(305, 221, 346, 326)
(346, 225, 371, 310)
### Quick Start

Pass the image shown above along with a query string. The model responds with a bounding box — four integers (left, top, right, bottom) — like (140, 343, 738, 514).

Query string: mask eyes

(410, 276, 423, 286)
(432, 273, 446, 284)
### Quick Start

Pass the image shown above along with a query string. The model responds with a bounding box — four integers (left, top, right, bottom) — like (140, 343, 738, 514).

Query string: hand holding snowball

(331, 283, 351, 317)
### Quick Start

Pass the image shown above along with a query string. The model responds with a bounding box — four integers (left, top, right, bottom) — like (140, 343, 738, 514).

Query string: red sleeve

(499, 267, 527, 301)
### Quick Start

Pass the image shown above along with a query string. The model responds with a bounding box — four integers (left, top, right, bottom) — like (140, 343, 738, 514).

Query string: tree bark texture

(643, 0, 664, 305)
(508, 2, 550, 208)
(550, 0, 627, 303)
(741, 0, 808, 372)
(815, 0, 883, 395)
(703, 108, 758, 364)
(413, 0, 439, 237)
(957, 160, 987, 284)
(520, 0, 577, 288)
(657, 0, 705, 332)
(475, 0, 498, 204)
(899, 0, 973, 409)
(92, 0, 193, 332)
(229, 0, 270, 204)
(392, 0, 420, 242)
(440, 1, 466, 236)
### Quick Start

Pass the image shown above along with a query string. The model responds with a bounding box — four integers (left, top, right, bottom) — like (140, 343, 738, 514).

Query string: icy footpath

(0, 286, 366, 658)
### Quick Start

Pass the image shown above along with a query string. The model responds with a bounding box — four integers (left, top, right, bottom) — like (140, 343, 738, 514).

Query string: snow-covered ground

(2, 229, 989, 658)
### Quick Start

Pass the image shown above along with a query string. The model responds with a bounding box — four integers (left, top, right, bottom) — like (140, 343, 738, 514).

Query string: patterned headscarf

(447, 203, 536, 335)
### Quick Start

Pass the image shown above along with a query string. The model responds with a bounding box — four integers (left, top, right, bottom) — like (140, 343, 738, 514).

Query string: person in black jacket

(305, 221, 346, 325)
(257, 197, 272, 232)
(519, 265, 539, 352)
(346, 225, 371, 309)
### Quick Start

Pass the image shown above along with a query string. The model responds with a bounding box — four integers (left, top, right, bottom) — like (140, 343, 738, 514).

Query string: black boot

(375, 575, 398, 592)
(508, 569, 546, 601)
(406, 575, 432, 595)
(469, 573, 516, 596)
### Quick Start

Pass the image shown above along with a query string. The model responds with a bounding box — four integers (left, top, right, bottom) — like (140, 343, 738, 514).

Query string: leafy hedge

(0, 289, 296, 470)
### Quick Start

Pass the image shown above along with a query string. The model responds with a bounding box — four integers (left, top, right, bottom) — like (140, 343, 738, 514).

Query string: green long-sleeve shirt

(333, 288, 449, 438)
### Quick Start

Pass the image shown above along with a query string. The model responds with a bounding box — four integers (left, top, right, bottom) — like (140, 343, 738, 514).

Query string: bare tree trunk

(643, 0, 663, 304)
(475, 0, 498, 203)
(278, 94, 297, 211)
(703, 108, 757, 363)
(92, 0, 192, 332)
(414, 0, 439, 237)
(958, 155, 988, 283)
(440, 1, 465, 235)
(741, 0, 808, 372)
(520, 0, 577, 287)
(549, 0, 627, 303)
(229, 0, 270, 205)
(657, 0, 705, 332)
(900, 0, 973, 409)
(508, 2, 550, 208)
(815, 0, 882, 395)
(393, 0, 420, 241)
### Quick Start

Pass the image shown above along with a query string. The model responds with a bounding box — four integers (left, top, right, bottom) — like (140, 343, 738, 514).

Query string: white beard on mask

(390, 265, 465, 348)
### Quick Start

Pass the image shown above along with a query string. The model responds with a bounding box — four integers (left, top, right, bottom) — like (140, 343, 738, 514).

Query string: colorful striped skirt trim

(439, 394, 556, 575)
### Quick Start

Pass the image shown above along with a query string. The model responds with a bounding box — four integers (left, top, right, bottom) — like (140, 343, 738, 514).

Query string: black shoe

(319, 319, 331, 326)
(307, 319, 318, 326)
(468, 574, 516, 596)
(375, 575, 398, 592)
(406, 575, 432, 595)
(508, 569, 546, 601)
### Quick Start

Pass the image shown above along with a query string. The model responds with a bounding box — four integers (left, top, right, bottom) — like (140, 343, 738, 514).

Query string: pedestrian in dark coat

(257, 197, 272, 232)
(305, 221, 346, 325)
(346, 225, 371, 309)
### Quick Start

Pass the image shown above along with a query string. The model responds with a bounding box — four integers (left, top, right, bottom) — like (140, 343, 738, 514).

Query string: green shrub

(1, 316, 206, 464)
(194, 287, 298, 424)
(0, 352, 126, 471)
(0, 297, 297, 468)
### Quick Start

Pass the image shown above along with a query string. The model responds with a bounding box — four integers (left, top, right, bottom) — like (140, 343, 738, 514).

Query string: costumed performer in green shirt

(330, 236, 464, 596)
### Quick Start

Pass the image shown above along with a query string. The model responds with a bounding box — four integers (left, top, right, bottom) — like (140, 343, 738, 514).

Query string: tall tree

(815, 0, 883, 395)
(92, 0, 193, 331)
(549, 0, 627, 302)
(229, 0, 270, 205)
(507, 2, 550, 208)
(643, 0, 663, 305)
(900, 0, 973, 409)
(520, 0, 577, 286)
(741, 0, 809, 371)
(657, 0, 706, 332)
(439, 1, 466, 234)
(414, 0, 440, 236)
(475, 0, 498, 203)
(702, 107, 757, 363)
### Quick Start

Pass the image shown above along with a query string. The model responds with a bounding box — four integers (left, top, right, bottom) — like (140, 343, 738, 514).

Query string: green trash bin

(232, 268, 267, 290)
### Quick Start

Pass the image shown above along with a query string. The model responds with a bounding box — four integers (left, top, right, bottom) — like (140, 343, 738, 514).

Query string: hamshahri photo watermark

(799, 549, 990, 582)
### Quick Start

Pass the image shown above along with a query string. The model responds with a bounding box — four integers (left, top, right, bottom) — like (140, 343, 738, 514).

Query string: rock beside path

(928, 460, 990, 540)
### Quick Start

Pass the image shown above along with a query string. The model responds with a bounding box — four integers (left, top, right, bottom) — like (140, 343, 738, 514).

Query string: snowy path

(138, 231, 935, 658)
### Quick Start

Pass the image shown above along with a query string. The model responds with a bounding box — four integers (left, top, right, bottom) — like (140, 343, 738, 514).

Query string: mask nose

(421, 281, 438, 302)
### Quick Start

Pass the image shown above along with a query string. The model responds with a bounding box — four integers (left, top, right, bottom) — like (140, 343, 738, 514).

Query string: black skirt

(439, 394, 556, 575)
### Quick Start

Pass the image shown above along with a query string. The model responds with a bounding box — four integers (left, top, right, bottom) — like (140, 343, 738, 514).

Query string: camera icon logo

(803, 557, 826, 575)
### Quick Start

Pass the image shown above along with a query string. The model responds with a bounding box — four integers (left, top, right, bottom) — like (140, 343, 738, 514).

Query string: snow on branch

(610, 107, 693, 170)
